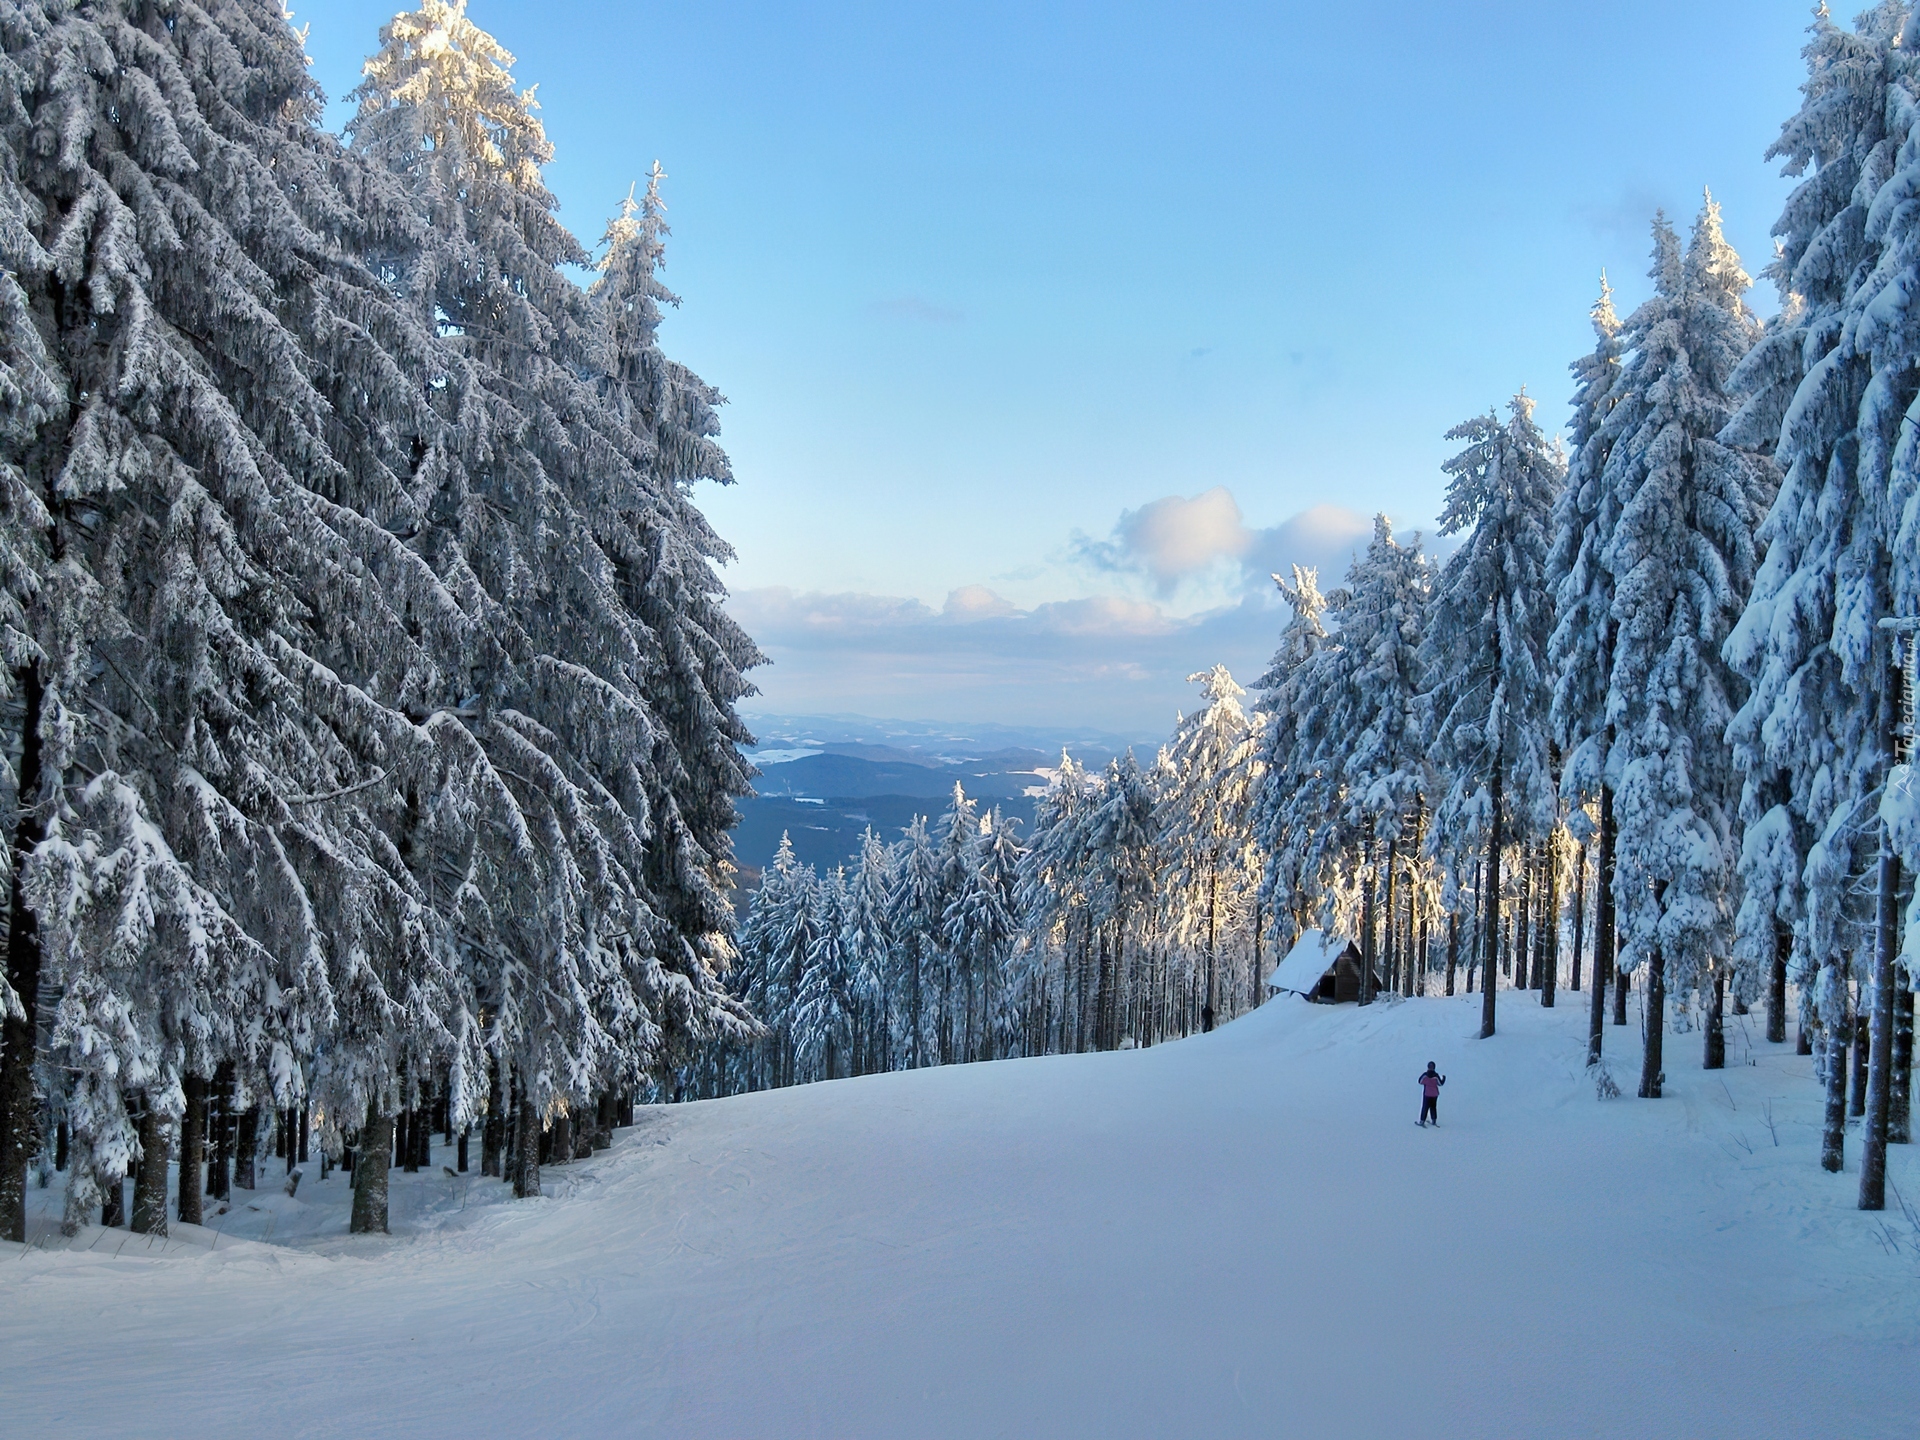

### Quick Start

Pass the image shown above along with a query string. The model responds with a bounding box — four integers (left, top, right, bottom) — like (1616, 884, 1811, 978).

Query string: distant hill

(731, 712, 1161, 880)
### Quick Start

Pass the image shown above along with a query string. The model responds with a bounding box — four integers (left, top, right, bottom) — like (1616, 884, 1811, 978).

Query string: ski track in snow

(3, 995, 1915, 1439)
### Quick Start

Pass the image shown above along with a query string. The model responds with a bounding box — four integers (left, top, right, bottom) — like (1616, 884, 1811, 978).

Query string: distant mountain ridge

(733, 712, 1162, 882)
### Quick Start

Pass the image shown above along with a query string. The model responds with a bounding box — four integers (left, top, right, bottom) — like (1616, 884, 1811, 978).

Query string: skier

(1417, 1062, 1446, 1127)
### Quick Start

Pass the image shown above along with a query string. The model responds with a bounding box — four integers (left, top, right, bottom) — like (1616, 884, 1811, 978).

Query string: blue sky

(302, 1, 1814, 735)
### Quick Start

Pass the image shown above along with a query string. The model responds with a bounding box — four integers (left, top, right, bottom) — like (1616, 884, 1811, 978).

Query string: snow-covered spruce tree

(1725, 1, 1915, 1175)
(1253, 567, 1330, 947)
(888, 815, 942, 1067)
(842, 827, 895, 1074)
(1839, 11, 1920, 1201)
(1723, 9, 1906, 1080)
(0, 0, 488, 1236)
(943, 808, 1023, 1061)
(0, 7, 60, 1241)
(1550, 277, 1628, 1064)
(929, 783, 979, 1063)
(1081, 753, 1157, 1048)
(1297, 517, 1433, 1005)
(1015, 753, 1094, 1054)
(590, 163, 764, 1045)
(1158, 667, 1265, 1033)
(1420, 394, 1564, 1041)
(1594, 201, 1763, 1098)
(349, 0, 755, 1184)
(738, 834, 817, 1088)
(794, 869, 854, 1082)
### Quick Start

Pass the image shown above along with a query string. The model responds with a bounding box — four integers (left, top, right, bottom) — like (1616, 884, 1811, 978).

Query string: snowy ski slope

(2, 993, 1914, 1439)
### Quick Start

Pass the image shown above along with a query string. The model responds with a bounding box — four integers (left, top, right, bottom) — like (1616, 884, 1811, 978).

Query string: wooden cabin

(1265, 929, 1383, 1004)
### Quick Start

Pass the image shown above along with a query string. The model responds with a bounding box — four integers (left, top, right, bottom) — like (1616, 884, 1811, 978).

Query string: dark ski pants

(1420, 1096, 1438, 1125)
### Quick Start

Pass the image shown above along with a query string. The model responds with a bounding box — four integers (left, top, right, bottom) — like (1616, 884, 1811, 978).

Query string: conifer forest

(0, 0, 1916, 1348)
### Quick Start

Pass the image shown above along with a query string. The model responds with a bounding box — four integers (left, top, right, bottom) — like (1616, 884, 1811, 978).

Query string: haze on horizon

(303, 0, 1810, 734)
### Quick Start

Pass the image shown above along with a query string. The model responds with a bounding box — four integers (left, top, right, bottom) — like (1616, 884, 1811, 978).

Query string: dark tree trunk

(233, 1103, 259, 1191)
(1569, 840, 1587, 993)
(130, 1096, 168, 1237)
(275, 1108, 288, 1160)
(1481, 769, 1503, 1040)
(1851, 1012, 1869, 1119)
(1202, 863, 1219, 1031)
(1519, 846, 1537, 989)
(1704, 966, 1725, 1071)
(397, 1105, 415, 1174)
(298, 1101, 310, 1163)
(177, 1074, 206, 1225)
(1540, 839, 1559, 1008)
(416, 1107, 432, 1169)
(1601, 782, 1623, 1038)
(1383, 837, 1399, 998)
(1361, 840, 1378, 1009)
(55, 1119, 68, 1172)
(1468, 858, 1484, 993)
(1410, 900, 1425, 998)
(1892, 968, 1914, 1146)
(1638, 945, 1666, 1099)
(483, 1054, 504, 1177)
(1797, 987, 1815, 1055)
(1503, 878, 1515, 980)
(0, 663, 46, 1243)
(513, 1097, 540, 1199)
(595, 1092, 615, 1149)
(549, 1108, 572, 1168)
(505, 1071, 522, 1192)
(1860, 838, 1902, 1210)
(1820, 997, 1848, 1174)
(1767, 924, 1790, 1044)
(100, 1170, 124, 1228)
(206, 1061, 233, 1201)
(350, 1103, 392, 1234)
(1444, 911, 1458, 996)
(457, 1126, 470, 1172)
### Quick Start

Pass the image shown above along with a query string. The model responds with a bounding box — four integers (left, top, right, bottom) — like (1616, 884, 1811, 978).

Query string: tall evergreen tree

(1158, 667, 1265, 1032)
(1725, 0, 1914, 1175)
(842, 827, 895, 1074)
(1597, 201, 1763, 1097)
(0, 0, 475, 1236)
(1421, 394, 1564, 1040)
(349, 0, 754, 1188)
(794, 869, 854, 1081)
(1296, 518, 1433, 1003)
(1550, 277, 1627, 1064)
(888, 815, 942, 1068)
(1254, 568, 1331, 945)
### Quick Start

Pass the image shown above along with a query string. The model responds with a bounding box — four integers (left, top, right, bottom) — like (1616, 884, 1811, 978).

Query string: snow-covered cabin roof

(1266, 929, 1357, 995)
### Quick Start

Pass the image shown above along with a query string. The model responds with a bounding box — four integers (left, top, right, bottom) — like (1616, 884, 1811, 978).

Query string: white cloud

(943, 585, 1020, 620)
(1076, 487, 1254, 593)
(1075, 490, 1376, 607)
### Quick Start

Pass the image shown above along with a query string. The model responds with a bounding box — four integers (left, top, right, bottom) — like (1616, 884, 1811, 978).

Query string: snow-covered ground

(3, 992, 1914, 1439)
